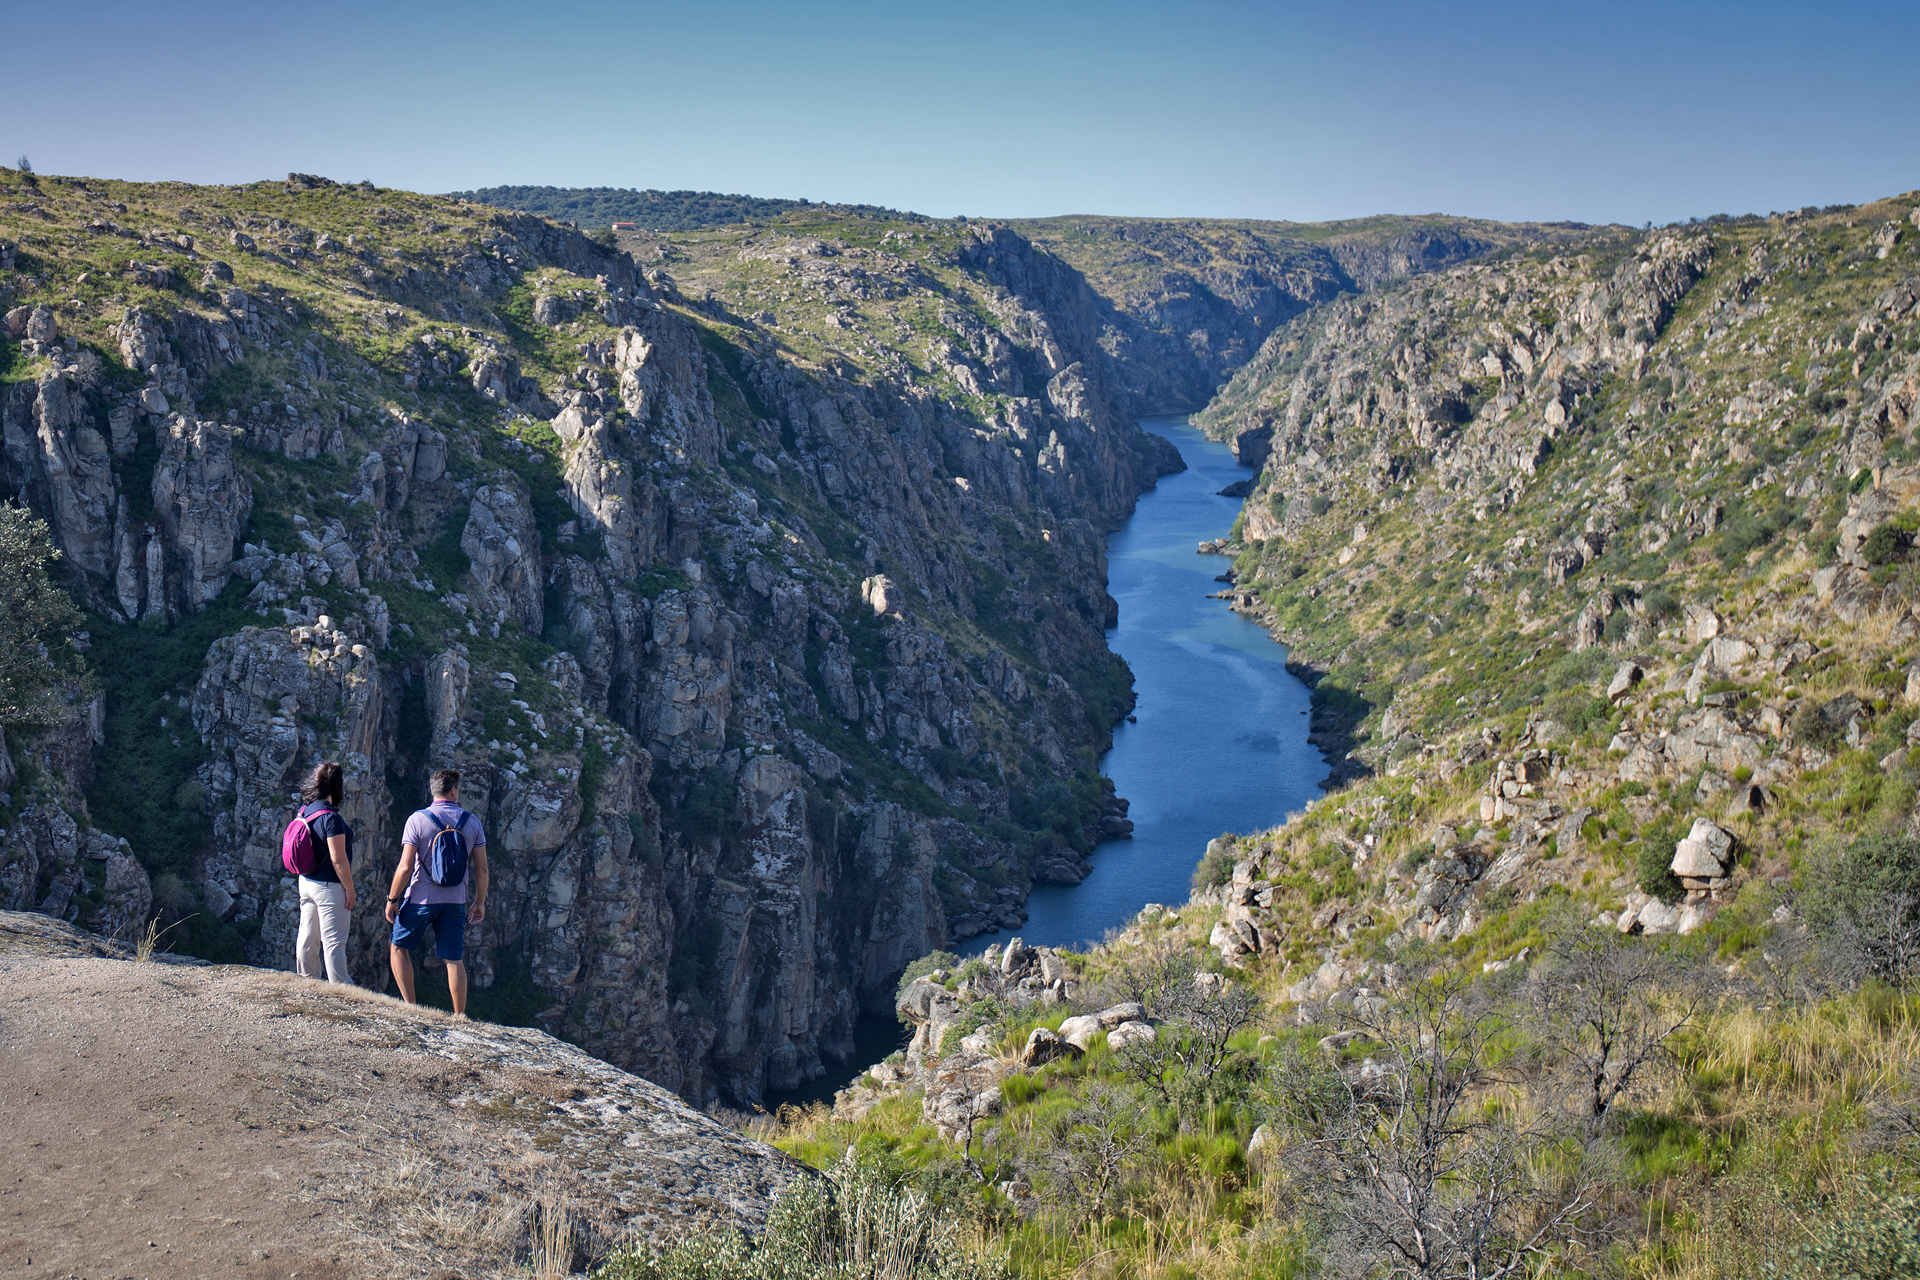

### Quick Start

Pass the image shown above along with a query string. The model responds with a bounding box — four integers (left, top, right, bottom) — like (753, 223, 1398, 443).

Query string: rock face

(0, 909, 805, 1277)
(0, 175, 1190, 1104)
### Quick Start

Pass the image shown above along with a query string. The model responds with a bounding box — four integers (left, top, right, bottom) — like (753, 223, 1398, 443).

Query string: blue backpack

(422, 810, 470, 888)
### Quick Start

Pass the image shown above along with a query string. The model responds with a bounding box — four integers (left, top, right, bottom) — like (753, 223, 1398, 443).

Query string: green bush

(1642, 586, 1681, 622)
(1637, 837, 1684, 903)
(1789, 699, 1845, 752)
(1797, 833, 1920, 983)
(1766, 1175, 1920, 1279)
(1862, 521, 1912, 566)
(895, 950, 960, 1004)
(1192, 839, 1238, 891)
(0, 503, 87, 727)
(594, 1150, 1006, 1280)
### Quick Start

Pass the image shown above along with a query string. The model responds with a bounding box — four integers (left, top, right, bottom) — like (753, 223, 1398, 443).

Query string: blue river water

(772, 416, 1326, 1104)
(970, 415, 1328, 955)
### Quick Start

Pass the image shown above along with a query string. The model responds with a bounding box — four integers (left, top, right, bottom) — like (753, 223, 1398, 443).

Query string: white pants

(296, 876, 353, 984)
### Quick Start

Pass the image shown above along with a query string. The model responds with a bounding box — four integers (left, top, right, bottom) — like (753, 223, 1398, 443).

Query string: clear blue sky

(9, 0, 1916, 225)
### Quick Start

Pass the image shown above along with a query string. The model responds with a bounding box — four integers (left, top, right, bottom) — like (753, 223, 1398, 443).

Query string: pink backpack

(281, 807, 335, 876)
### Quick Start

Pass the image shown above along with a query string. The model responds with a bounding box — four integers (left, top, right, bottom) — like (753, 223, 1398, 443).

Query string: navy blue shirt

(299, 801, 353, 883)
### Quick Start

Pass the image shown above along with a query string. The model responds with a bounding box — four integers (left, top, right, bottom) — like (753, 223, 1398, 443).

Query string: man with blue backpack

(385, 768, 490, 1016)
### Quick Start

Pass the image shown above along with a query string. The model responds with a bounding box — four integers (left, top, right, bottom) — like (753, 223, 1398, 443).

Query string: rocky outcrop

(0, 909, 805, 1277)
(1013, 216, 1592, 412)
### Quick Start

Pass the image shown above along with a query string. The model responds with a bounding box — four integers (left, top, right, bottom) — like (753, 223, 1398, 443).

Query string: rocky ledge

(0, 910, 804, 1280)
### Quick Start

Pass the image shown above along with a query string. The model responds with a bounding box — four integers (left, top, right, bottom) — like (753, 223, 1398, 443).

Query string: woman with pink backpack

(282, 761, 357, 984)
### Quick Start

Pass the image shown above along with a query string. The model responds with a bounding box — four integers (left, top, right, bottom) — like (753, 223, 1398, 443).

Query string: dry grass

(133, 913, 191, 962)
(530, 1187, 578, 1280)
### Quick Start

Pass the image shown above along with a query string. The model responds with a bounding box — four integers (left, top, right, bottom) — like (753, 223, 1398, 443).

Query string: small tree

(1107, 945, 1261, 1125)
(1525, 918, 1709, 1136)
(1264, 972, 1604, 1280)
(14, 155, 29, 174)
(0, 502, 87, 727)
(1039, 1082, 1153, 1224)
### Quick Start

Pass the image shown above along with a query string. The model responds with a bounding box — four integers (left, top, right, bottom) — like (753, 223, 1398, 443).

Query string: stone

(1685, 605, 1722, 642)
(860, 574, 901, 616)
(1057, 1014, 1104, 1050)
(1105, 1021, 1156, 1051)
(1095, 1001, 1147, 1028)
(1671, 818, 1736, 879)
(1019, 1026, 1079, 1068)
(1607, 661, 1644, 702)
(1635, 900, 1684, 934)
(25, 304, 57, 345)
(139, 386, 170, 416)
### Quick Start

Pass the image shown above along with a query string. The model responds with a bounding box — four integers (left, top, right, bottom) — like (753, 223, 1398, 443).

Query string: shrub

(594, 1150, 1006, 1280)
(0, 503, 87, 727)
(1862, 521, 1912, 566)
(1642, 586, 1681, 622)
(1770, 1174, 1920, 1279)
(1789, 699, 1844, 752)
(1192, 839, 1238, 891)
(1797, 833, 1920, 983)
(1637, 837, 1684, 903)
(894, 950, 960, 1004)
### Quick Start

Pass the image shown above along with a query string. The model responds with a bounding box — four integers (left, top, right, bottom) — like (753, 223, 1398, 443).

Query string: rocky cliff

(775, 194, 1920, 1280)
(0, 170, 1179, 1103)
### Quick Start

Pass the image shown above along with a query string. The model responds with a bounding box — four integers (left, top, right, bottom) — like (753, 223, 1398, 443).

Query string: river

(971, 415, 1328, 954)
(776, 416, 1325, 1105)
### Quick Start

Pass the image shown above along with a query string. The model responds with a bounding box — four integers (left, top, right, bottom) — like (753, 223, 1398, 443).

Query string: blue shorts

(391, 900, 466, 961)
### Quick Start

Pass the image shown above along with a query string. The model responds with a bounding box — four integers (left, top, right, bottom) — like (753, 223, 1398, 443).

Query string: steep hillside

(0, 909, 803, 1279)
(1195, 193, 1920, 970)
(0, 168, 1173, 1103)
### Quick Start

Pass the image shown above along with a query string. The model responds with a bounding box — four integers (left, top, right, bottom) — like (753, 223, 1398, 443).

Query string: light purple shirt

(400, 802, 486, 904)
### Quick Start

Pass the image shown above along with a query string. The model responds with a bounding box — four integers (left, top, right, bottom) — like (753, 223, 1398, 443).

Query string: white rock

(1058, 1015, 1104, 1051)
(1671, 818, 1735, 878)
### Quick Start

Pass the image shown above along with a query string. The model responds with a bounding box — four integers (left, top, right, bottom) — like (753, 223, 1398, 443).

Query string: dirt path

(0, 911, 803, 1279)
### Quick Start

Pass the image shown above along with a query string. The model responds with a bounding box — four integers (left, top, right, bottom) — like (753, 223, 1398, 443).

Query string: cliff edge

(0, 910, 803, 1280)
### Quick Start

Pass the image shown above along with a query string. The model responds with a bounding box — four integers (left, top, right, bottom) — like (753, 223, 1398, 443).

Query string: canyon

(0, 170, 1551, 1103)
